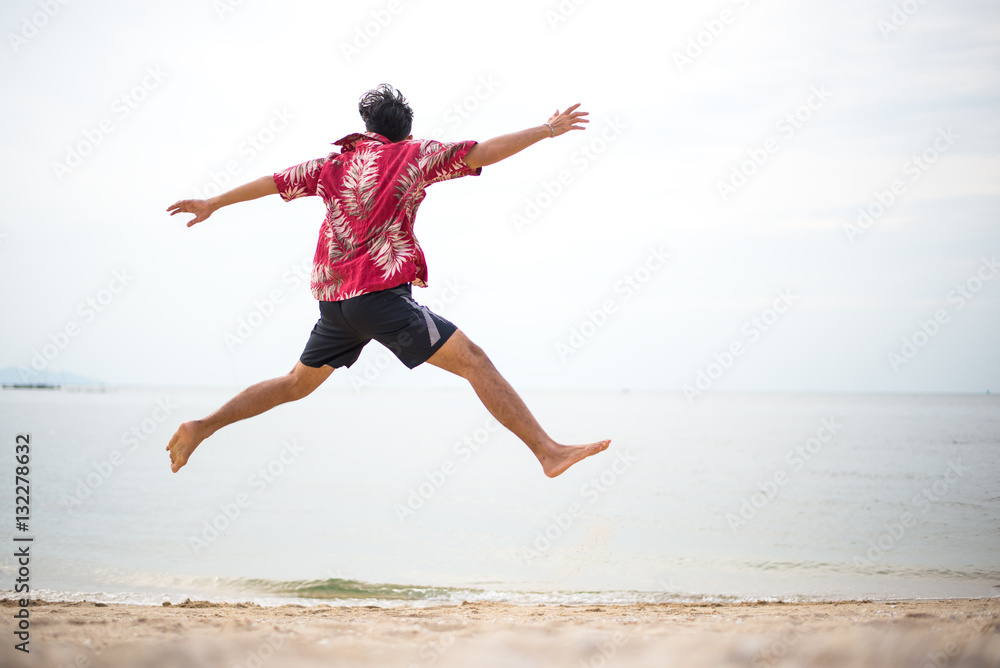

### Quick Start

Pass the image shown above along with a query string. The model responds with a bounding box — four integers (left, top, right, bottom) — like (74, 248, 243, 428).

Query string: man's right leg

(166, 361, 333, 473)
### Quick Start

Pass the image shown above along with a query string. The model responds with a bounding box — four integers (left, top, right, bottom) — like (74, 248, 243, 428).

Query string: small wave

(232, 577, 459, 601)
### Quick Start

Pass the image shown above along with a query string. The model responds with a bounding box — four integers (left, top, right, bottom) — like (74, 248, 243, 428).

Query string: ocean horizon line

(1, 382, 995, 397)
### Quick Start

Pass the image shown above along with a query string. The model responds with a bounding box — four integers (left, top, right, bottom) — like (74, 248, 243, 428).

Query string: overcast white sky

(1, 0, 998, 393)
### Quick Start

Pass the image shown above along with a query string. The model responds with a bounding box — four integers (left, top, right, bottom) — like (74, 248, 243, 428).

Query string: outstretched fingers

(565, 103, 589, 131)
(165, 199, 211, 227)
(548, 103, 590, 136)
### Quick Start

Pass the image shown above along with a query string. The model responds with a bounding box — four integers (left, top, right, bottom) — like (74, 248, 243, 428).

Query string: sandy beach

(3, 597, 999, 668)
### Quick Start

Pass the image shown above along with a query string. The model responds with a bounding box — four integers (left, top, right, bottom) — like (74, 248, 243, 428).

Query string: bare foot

(166, 421, 210, 473)
(539, 440, 611, 478)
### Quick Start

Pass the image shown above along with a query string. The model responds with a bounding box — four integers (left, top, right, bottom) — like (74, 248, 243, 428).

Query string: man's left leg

(426, 330, 610, 478)
(166, 361, 333, 473)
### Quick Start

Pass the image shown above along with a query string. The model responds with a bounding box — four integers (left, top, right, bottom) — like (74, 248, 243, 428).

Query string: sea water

(1, 387, 997, 606)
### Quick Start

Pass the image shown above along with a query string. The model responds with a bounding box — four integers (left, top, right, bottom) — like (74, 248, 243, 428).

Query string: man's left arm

(167, 175, 279, 228)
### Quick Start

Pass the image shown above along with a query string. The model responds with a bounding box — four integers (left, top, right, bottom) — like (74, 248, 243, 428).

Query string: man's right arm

(167, 175, 279, 228)
(463, 104, 589, 170)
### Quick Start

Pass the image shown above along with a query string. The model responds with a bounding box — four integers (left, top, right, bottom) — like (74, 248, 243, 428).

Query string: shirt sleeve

(416, 140, 482, 186)
(274, 157, 328, 201)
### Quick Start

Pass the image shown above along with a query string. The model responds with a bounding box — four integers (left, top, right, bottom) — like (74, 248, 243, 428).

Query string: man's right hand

(463, 103, 590, 169)
(167, 199, 216, 227)
(545, 103, 590, 137)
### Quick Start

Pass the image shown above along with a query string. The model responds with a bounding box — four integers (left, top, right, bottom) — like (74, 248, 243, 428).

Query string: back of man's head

(358, 84, 413, 143)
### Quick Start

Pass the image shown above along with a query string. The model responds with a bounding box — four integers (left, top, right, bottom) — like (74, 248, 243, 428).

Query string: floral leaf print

(417, 140, 450, 175)
(276, 157, 326, 200)
(393, 162, 425, 218)
(311, 261, 343, 296)
(418, 140, 471, 183)
(324, 198, 357, 263)
(285, 158, 324, 184)
(339, 147, 380, 218)
(368, 215, 414, 279)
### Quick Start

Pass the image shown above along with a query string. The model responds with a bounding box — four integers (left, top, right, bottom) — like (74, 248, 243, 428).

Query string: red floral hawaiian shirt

(274, 132, 480, 301)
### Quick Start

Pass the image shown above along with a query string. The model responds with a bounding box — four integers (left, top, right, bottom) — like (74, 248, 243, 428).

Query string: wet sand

(3, 597, 999, 667)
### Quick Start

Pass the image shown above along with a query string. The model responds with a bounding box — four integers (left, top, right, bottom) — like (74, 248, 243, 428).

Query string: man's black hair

(358, 84, 413, 142)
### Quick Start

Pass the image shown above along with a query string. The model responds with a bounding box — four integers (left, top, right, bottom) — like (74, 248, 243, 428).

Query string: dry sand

(3, 597, 999, 668)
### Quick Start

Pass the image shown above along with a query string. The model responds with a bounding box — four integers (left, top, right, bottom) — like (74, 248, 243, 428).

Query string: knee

(285, 372, 319, 401)
(286, 381, 311, 401)
(459, 338, 493, 372)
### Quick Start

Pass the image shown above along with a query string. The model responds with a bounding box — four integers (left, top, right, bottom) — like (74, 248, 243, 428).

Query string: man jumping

(165, 84, 609, 478)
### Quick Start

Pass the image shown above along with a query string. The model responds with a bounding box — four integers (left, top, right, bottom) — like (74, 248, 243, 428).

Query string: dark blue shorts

(299, 283, 457, 369)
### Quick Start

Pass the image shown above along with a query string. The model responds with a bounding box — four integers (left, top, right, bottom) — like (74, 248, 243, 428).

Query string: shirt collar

(333, 131, 391, 152)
